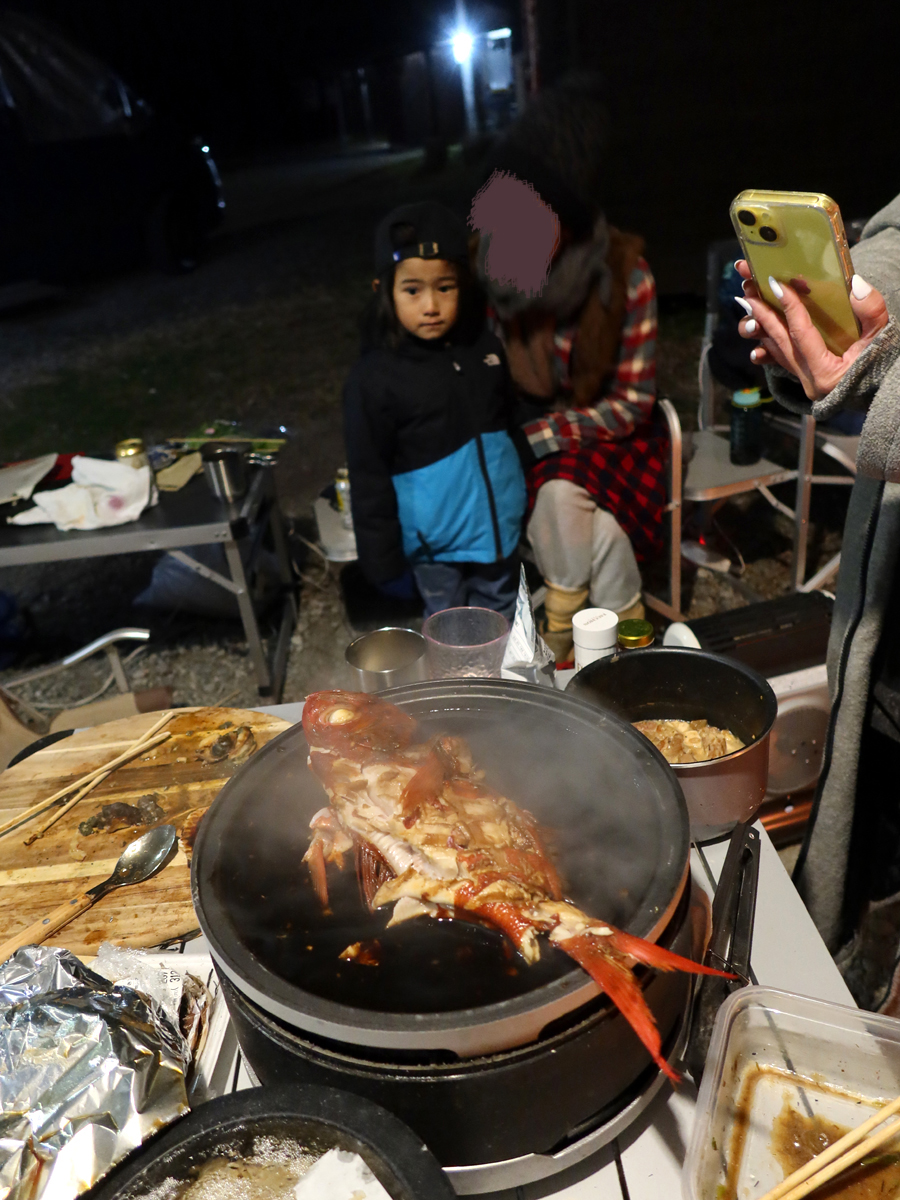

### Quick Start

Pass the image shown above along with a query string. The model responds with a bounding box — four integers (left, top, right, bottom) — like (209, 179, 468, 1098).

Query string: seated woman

(470, 82, 665, 661)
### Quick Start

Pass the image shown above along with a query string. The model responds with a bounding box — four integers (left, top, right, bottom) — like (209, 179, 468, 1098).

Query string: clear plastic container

(684, 986, 900, 1200)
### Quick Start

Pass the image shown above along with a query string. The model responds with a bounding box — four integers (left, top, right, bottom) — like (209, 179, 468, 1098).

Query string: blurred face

(391, 257, 460, 339)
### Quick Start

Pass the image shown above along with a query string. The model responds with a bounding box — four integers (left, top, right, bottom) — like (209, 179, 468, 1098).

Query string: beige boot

(542, 582, 589, 664)
(615, 598, 646, 622)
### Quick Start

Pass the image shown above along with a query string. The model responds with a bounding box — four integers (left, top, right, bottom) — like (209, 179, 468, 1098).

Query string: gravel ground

(0, 148, 851, 724)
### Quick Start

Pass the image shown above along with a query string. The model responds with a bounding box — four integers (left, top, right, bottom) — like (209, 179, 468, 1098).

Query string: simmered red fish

(302, 690, 727, 1081)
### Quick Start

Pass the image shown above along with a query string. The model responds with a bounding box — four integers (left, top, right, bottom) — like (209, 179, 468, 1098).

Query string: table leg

(223, 539, 273, 695)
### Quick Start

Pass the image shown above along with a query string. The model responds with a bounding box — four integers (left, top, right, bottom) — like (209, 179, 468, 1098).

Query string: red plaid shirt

(523, 258, 668, 564)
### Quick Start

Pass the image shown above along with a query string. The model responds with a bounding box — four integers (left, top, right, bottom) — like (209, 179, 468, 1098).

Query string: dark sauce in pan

(217, 842, 575, 1013)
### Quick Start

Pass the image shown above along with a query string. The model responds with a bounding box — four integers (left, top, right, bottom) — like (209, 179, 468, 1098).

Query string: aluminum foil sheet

(0, 945, 190, 1200)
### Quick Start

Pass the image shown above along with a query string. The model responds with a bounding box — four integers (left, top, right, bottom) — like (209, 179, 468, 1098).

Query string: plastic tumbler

(422, 607, 510, 679)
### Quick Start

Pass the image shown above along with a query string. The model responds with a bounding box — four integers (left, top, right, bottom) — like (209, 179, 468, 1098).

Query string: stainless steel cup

(201, 441, 252, 502)
(345, 627, 428, 692)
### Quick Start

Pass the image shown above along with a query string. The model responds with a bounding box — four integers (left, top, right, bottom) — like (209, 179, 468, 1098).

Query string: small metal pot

(201, 440, 252, 502)
(569, 648, 778, 843)
(345, 627, 428, 692)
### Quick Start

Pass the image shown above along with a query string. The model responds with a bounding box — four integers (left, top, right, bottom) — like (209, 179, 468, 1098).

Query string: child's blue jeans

(412, 555, 519, 620)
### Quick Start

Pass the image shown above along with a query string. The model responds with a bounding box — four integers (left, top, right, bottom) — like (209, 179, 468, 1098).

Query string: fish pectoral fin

(604, 927, 737, 980)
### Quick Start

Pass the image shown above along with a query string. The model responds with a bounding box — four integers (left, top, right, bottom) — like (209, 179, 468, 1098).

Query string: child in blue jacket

(343, 201, 526, 618)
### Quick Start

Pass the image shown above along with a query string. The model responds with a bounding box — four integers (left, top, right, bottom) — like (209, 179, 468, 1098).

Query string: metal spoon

(0, 825, 178, 965)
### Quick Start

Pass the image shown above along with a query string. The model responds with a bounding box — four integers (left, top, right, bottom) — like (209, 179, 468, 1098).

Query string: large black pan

(192, 680, 690, 1056)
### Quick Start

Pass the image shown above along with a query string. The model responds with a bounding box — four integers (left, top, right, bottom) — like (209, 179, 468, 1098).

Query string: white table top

(189, 703, 852, 1199)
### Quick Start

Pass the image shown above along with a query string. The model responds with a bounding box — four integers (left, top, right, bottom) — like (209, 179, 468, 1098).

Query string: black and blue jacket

(343, 328, 527, 584)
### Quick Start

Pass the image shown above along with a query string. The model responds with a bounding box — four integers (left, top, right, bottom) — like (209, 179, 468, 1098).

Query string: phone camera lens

(759, 226, 778, 242)
(737, 209, 756, 226)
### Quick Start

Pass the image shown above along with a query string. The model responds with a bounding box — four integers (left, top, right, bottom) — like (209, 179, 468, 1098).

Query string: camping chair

(644, 398, 841, 622)
(0, 628, 172, 770)
(645, 237, 860, 619)
(698, 238, 859, 592)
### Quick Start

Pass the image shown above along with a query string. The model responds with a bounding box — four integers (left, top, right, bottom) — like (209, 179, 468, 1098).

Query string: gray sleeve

(763, 319, 900, 420)
(762, 215, 900, 419)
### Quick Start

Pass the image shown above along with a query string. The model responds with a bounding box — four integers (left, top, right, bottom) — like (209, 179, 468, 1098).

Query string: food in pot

(633, 718, 744, 764)
(302, 690, 730, 1081)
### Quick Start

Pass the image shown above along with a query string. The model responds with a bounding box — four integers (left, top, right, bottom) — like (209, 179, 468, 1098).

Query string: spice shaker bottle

(572, 608, 619, 673)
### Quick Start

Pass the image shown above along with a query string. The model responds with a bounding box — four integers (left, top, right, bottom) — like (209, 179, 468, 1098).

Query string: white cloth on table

(9, 456, 155, 531)
(526, 477, 642, 612)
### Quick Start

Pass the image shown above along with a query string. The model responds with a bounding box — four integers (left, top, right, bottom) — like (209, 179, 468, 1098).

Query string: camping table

(164, 702, 852, 1200)
(0, 469, 297, 699)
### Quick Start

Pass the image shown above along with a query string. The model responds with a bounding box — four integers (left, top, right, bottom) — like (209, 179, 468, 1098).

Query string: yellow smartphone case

(730, 189, 859, 355)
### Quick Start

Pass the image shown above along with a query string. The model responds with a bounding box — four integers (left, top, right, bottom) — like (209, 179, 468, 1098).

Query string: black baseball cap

(374, 201, 469, 275)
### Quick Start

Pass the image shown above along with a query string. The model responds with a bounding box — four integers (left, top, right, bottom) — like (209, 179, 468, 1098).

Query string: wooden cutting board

(0, 707, 291, 956)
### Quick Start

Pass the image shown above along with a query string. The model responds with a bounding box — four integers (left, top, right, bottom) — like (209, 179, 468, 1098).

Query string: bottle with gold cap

(115, 438, 149, 470)
(616, 618, 655, 653)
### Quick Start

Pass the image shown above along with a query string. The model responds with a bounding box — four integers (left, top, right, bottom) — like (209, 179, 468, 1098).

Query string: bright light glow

(201, 144, 210, 153)
(486, 27, 511, 39)
(451, 29, 474, 64)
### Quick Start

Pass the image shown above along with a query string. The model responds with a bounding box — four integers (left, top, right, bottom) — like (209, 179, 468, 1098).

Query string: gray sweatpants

(526, 479, 642, 611)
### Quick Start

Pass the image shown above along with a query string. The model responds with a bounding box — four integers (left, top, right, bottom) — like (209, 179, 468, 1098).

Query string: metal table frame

(0, 469, 297, 699)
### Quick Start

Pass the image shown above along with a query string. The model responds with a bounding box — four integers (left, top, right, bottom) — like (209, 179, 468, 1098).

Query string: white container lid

(572, 608, 618, 650)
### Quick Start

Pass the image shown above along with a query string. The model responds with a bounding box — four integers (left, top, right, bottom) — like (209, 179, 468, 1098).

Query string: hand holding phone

(730, 190, 858, 355)
(731, 190, 889, 399)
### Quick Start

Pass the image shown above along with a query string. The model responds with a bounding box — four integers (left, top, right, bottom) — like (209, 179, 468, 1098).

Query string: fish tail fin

(606, 928, 737, 979)
(562, 932, 680, 1084)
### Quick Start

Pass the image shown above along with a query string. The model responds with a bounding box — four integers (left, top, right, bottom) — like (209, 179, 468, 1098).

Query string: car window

(0, 14, 131, 142)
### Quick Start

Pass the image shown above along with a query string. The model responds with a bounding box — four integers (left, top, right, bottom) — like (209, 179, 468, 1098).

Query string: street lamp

(452, 1, 478, 136)
(451, 29, 474, 64)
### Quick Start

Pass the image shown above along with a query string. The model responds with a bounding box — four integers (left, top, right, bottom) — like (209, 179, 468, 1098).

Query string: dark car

(0, 11, 224, 293)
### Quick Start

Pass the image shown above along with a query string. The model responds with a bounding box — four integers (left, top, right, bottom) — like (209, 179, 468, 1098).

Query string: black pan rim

(192, 680, 689, 1048)
(83, 1082, 455, 1200)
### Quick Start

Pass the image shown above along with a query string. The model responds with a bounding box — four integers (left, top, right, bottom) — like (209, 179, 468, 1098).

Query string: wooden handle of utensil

(0, 890, 97, 964)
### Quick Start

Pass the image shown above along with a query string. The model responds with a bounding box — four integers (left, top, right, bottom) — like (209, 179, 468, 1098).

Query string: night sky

(13, 1, 512, 153)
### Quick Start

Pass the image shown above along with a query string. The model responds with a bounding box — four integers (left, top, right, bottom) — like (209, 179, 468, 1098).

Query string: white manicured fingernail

(851, 274, 872, 299)
(768, 276, 784, 299)
(750, 347, 763, 361)
(734, 260, 743, 270)
(742, 279, 751, 293)
(744, 319, 757, 334)
(735, 297, 753, 316)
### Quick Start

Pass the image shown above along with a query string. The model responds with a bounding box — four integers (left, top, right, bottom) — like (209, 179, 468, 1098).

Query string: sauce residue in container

(770, 1097, 900, 1200)
(722, 1066, 900, 1200)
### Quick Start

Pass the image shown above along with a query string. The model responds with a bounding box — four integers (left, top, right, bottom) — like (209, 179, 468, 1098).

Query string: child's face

(391, 258, 460, 340)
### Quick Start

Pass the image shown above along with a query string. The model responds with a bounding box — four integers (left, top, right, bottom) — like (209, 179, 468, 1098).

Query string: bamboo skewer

(0, 712, 175, 840)
(23, 731, 171, 845)
(759, 1094, 900, 1200)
